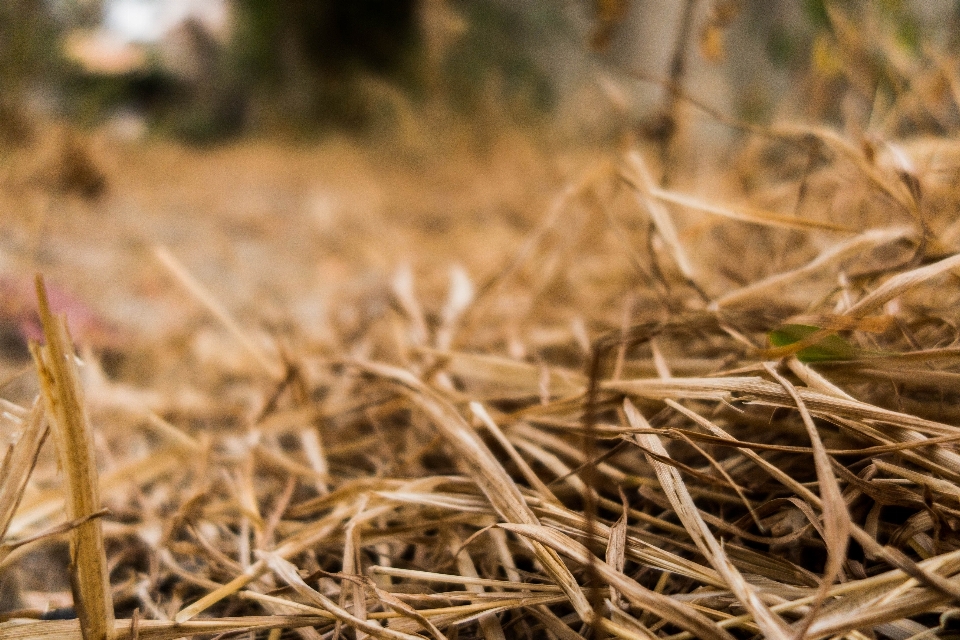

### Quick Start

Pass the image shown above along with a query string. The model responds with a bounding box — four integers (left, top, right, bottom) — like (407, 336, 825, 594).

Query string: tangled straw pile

(6, 94, 960, 640)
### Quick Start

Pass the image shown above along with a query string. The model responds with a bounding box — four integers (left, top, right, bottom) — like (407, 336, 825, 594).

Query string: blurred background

(1, 0, 960, 363)
(4, 0, 960, 148)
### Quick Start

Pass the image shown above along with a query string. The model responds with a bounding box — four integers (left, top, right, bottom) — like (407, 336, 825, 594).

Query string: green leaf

(768, 324, 860, 362)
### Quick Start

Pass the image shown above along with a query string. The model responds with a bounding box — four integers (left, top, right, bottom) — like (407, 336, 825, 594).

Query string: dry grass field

(6, 6, 960, 639)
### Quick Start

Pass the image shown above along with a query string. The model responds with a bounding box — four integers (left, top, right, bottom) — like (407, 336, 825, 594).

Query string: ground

(4, 112, 960, 639)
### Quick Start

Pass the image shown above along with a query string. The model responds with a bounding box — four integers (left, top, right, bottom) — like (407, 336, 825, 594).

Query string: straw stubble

(30, 276, 114, 640)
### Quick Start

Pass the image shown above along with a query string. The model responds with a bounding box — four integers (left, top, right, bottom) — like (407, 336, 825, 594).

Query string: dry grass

(8, 24, 960, 640)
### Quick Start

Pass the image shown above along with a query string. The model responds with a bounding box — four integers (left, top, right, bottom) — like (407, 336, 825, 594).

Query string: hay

(7, 20, 960, 640)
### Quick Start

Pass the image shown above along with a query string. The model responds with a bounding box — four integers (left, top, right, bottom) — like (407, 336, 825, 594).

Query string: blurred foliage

(62, 68, 178, 126)
(0, 0, 64, 145)
(443, 1, 562, 116)
(234, 0, 420, 80)
(227, 0, 564, 137)
(5, 0, 959, 143)
(230, 0, 422, 133)
(47, 0, 566, 142)
(0, 0, 62, 87)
